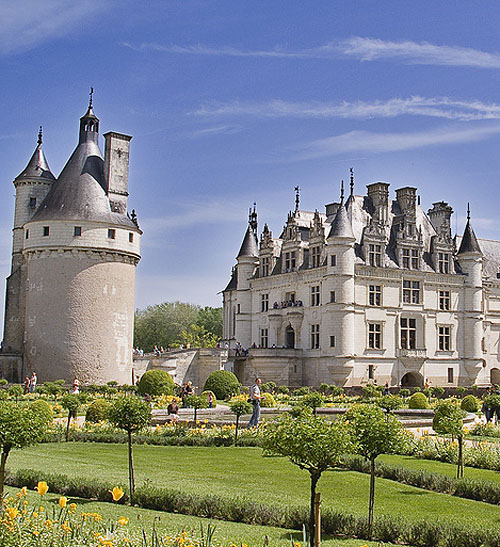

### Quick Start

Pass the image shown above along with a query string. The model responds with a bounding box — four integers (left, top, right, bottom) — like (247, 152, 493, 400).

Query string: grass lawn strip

(3, 486, 396, 547)
(7, 443, 500, 531)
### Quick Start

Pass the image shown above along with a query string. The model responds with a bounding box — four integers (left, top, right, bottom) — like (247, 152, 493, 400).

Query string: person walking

(247, 377, 264, 428)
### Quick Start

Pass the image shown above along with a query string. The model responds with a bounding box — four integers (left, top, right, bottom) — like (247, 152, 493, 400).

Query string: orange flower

(118, 517, 129, 526)
(69, 503, 77, 513)
(20, 487, 28, 496)
(59, 496, 67, 508)
(110, 487, 124, 502)
(36, 481, 48, 496)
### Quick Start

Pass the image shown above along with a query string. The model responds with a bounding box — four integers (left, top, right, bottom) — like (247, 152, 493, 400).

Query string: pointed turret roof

(327, 182, 354, 240)
(15, 127, 55, 182)
(237, 225, 259, 258)
(458, 205, 482, 255)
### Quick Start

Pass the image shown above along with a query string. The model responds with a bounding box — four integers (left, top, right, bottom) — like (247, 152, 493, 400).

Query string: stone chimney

(428, 201, 453, 238)
(104, 132, 132, 214)
(367, 182, 390, 224)
(395, 187, 417, 214)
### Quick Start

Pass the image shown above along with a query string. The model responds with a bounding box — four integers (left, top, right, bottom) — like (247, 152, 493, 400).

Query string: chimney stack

(104, 132, 132, 214)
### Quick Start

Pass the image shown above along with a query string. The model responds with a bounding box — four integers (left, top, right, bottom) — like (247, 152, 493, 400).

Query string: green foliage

(293, 386, 310, 396)
(108, 396, 151, 434)
(30, 399, 53, 424)
(362, 384, 381, 399)
(376, 395, 403, 413)
(422, 388, 432, 398)
(261, 381, 276, 392)
(301, 391, 324, 413)
(229, 399, 253, 417)
(408, 392, 429, 409)
(278, 385, 289, 394)
(260, 392, 276, 408)
(8, 384, 23, 401)
(196, 306, 223, 339)
(461, 394, 480, 412)
(61, 393, 81, 413)
(433, 400, 466, 438)
(200, 390, 217, 408)
(0, 379, 7, 386)
(431, 386, 445, 398)
(319, 382, 329, 393)
(484, 393, 500, 409)
(177, 324, 219, 348)
(329, 385, 344, 397)
(203, 370, 240, 400)
(137, 369, 174, 397)
(456, 386, 467, 396)
(399, 388, 410, 398)
(86, 398, 111, 423)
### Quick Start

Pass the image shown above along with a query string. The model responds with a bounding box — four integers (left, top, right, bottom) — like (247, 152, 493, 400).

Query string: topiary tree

(399, 388, 410, 399)
(344, 404, 405, 539)
(229, 399, 253, 445)
(408, 392, 429, 409)
(61, 393, 81, 442)
(461, 394, 480, 413)
(301, 392, 325, 415)
(293, 386, 310, 397)
(137, 370, 174, 397)
(484, 393, 500, 423)
(433, 400, 467, 478)
(431, 386, 445, 399)
(8, 384, 23, 403)
(108, 396, 151, 500)
(200, 390, 217, 408)
(261, 381, 276, 393)
(362, 384, 381, 400)
(376, 394, 403, 414)
(319, 383, 330, 394)
(185, 394, 208, 422)
(30, 399, 53, 425)
(263, 410, 353, 547)
(85, 398, 111, 423)
(456, 386, 467, 397)
(0, 401, 52, 498)
(203, 370, 240, 400)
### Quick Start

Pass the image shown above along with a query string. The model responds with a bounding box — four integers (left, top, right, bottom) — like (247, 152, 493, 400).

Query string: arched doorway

(400, 371, 424, 388)
(491, 368, 500, 386)
(285, 325, 295, 349)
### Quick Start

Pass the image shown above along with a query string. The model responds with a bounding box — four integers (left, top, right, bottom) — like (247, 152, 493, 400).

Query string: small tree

(43, 381, 64, 401)
(204, 370, 240, 400)
(344, 404, 405, 539)
(137, 370, 174, 397)
(185, 394, 208, 422)
(229, 400, 252, 445)
(376, 394, 403, 414)
(108, 396, 151, 500)
(61, 393, 81, 442)
(301, 392, 325, 415)
(432, 400, 467, 478)
(8, 384, 23, 403)
(263, 410, 353, 547)
(0, 402, 51, 498)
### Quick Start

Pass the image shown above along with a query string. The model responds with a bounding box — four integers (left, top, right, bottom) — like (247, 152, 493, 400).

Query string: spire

(14, 128, 55, 182)
(79, 89, 99, 144)
(238, 206, 259, 258)
(349, 168, 354, 197)
(327, 181, 354, 240)
(294, 186, 300, 212)
(340, 180, 344, 202)
(458, 204, 482, 255)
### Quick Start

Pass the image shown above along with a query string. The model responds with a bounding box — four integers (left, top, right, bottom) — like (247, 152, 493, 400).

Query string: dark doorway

(285, 325, 295, 349)
(400, 371, 424, 388)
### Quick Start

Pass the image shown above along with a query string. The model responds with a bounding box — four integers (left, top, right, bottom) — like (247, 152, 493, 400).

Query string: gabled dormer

(428, 201, 455, 274)
(308, 210, 325, 268)
(280, 211, 306, 273)
(393, 187, 424, 270)
(259, 223, 281, 277)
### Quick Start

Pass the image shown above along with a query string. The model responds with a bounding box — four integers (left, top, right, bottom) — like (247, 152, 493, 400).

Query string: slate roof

(327, 200, 354, 239)
(457, 221, 482, 255)
(15, 141, 55, 182)
(237, 226, 259, 258)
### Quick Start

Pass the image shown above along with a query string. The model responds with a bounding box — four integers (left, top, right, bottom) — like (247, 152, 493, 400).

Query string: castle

(0, 97, 141, 384)
(222, 173, 500, 388)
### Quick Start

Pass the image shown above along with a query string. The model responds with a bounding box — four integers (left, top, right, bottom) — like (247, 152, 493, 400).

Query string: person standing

(247, 377, 264, 428)
(29, 371, 37, 394)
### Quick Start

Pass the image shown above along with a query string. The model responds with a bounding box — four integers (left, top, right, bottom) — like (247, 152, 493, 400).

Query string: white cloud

(189, 125, 242, 138)
(195, 97, 500, 122)
(339, 37, 500, 69)
(0, 1, 107, 54)
(296, 125, 500, 160)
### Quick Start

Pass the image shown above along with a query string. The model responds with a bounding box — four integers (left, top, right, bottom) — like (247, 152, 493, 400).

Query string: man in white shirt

(247, 377, 264, 428)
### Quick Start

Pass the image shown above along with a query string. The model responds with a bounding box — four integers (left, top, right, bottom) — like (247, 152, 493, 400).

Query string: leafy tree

(344, 404, 405, 539)
(176, 324, 218, 348)
(61, 394, 81, 442)
(203, 370, 240, 400)
(185, 394, 208, 422)
(264, 410, 353, 547)
(376, 394, 403, 413)
(301, 392, 325, 415)
(0, 402, 52, 498)
(229, 399, 253, 445)
(432, 400, 467, 478)
(108, 396, 151, 500)
(137, 370, 174, 397)
(196, 306, 223, 339)
(8, 384, 23, 403)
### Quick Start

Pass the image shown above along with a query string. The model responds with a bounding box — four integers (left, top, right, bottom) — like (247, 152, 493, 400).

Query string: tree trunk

(128, 430, 135, 501)
(309, 472, 320, 547)
(65, 410, 72, 442)
(194, 407, 198, 423)
(458, 435, 464, 479)
(235, 415, 239, 446)
(0, 448, 10, 500)
(368, 457, 376, 539)
(314, 492, 321, 547)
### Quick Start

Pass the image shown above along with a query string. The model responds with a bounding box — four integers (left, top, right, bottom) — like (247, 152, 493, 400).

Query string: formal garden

(2, 370, 500, 546)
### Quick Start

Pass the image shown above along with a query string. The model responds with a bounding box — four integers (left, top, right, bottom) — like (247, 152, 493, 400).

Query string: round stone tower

(20, 100, 141, 384)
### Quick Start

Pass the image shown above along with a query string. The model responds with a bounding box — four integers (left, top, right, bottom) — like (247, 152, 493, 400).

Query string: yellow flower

(21, 487, 28, 496)
(59, 496, 67, 508)
(36, 481, 48, 496)
(69, 503, 77, 513)
(5, 507, 18, 520)
(61, 521, 71, 533)
(118, 517, 129, 526)
(110, 486, 124, 501)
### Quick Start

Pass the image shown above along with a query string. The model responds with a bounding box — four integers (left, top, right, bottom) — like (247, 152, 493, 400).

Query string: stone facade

(223, 179, 500, 388)
(1, 102, 141, 384)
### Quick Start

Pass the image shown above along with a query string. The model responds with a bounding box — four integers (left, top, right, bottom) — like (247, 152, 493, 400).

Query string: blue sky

(2, 1, 500, 319)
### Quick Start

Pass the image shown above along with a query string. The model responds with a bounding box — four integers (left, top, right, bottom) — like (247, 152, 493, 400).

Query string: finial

(340, 180, 344, 202)
(467, 202, 470, 222)
(37, 126, 43, 145)
(89, 87, 94, 108)
(294, 186, 300, 212)
(349, 168, 354, 196)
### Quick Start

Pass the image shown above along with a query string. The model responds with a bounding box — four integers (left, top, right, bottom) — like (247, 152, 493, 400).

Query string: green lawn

(3, 486, 394, 547)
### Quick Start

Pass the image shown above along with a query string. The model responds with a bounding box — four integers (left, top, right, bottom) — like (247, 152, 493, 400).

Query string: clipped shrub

(461, 394, 480, 413)
(408, 392, 429, 409)
(319, 382, 330, 394)
(203, 370, 240, 400)
(330, 385, 344, 397)
(201, 390, 217, 408)
(261, 381, 276, 392)
(260, 392, 276, 408)
(422, 388, 432, 398)
(456, 386, 467, 396)
(301, 391, 324, 413)
(293, 386, 310, 396)
(30, 399, 53, 424)
(399, 388, 410, 398)
(278, 385, 289, 394)
(377, 394, 403, 413)
(362, 384, 381, 399)
(137, 369, 175, 397)
(431, 386, 445, 398)
(86, 398, 111, 423)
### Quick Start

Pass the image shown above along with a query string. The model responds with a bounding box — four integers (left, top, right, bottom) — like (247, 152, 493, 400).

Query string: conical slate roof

(237, 225, 259, 258)
(458, 220, 482, 255)
(15, 136, 55, 182)
(327, 201, 354, 239)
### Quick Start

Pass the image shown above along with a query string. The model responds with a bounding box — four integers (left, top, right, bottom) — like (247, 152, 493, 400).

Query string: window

(330, 290, 336, 303)
(402, 248, 419, 269)
(284, 251, 297, 272)
(369, 285, 382, 306)
(25, 229, 29, 239)
(402, 248, 410, 269)
(74, 226, 82, 237)
(448, 368, 454, 383)
(403, 280, 420, 304)
(42, 226, 49, 237)
(438, 252, 450, 274)
(411, 249, 419, 269)
(285, 292, 296, 303)
(129, 233, 134, 243)
(330, 255, 337, 267)
(311, 285, 320, 306)
(237, 304, 241, 314)
(311, 324, 320, 349)
(368, 323, 382, 349)
(330, 335, 336, 347)
(29, 197, 36, 208)
(261, 256, 270, 277)
(400, 317, 416, 349)
(311, 246, 321, 268)
(439, 326, 451, 351)
(368, 364, 374, 380)
(439, 290, 450, 311)
(261, 293, 269, 312)
(108, 228, 116, 239)
(368, 244, 382, 267)
(260, 328, 268, 348)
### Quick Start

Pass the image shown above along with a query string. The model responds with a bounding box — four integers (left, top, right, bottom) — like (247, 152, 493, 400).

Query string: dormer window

(368, 244, 382, 267)
(310, 246, 321, 268)
(284, 251, 296, 272)
(438, 252, 450, 274)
